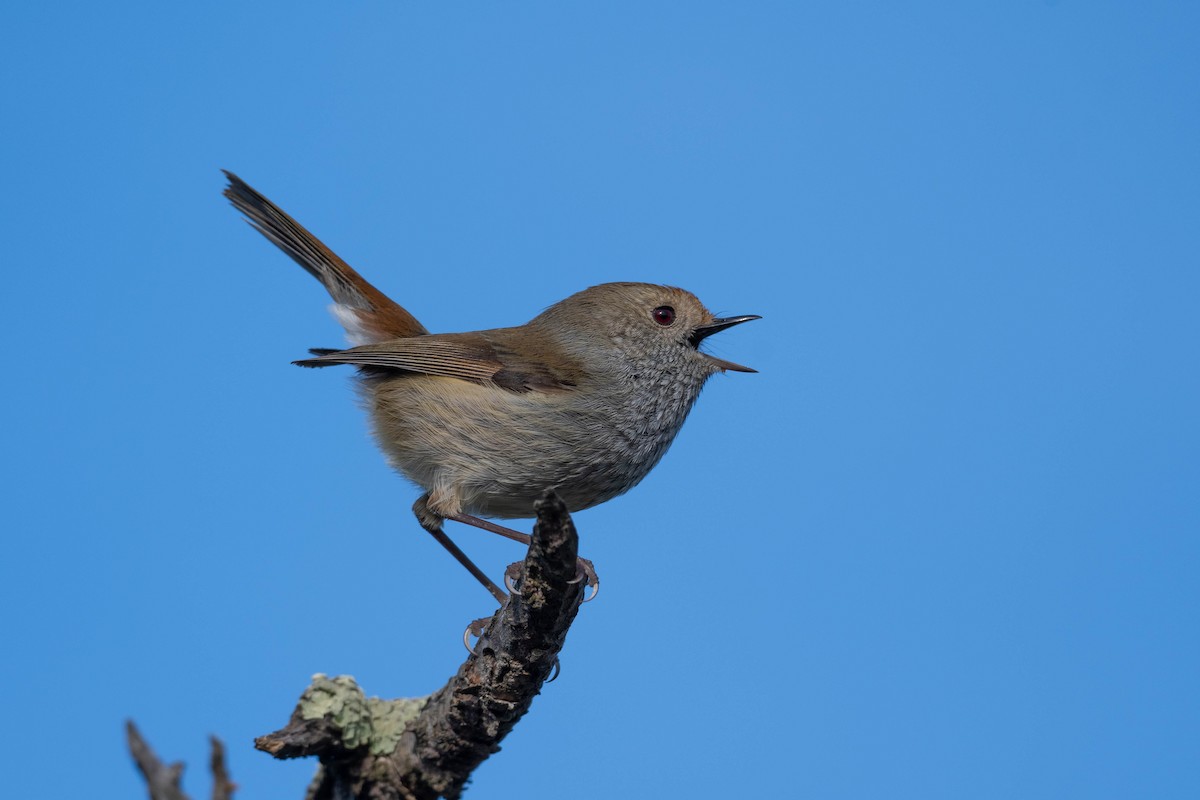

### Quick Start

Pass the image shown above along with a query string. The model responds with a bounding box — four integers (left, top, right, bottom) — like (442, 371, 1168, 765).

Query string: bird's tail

(223, 171, 427, 344)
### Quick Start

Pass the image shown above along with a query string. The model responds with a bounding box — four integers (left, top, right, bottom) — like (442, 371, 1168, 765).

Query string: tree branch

(256, 489, 587, 799)
(127, 720, 233, 800)
(209, 735, 237, 800)
(129, 489, 589, 799)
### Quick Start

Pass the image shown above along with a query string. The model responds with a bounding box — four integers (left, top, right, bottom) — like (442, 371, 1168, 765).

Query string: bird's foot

(461, 611, 560, 681)
(568, 557, 600, 603)
(504, 562, 524, 595)
(504, 558, 598, 603)
(462, 614, 493, 655)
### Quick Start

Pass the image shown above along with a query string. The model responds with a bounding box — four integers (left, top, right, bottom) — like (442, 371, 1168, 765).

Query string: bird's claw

(462, 615, 493, 655)
(465, 613, 562, 681)
(504, 562, 524, 596)
(502, 557, 598, 604)
(567, 557, 600, 603)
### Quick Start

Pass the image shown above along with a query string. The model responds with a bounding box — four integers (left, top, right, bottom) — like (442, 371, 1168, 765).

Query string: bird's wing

(294, 330, 582, 393)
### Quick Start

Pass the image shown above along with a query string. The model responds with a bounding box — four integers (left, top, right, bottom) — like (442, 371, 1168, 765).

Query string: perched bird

(223, 172, 758, 603)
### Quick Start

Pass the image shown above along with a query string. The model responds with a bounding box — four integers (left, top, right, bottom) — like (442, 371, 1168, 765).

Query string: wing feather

(294, 330, 581, 392)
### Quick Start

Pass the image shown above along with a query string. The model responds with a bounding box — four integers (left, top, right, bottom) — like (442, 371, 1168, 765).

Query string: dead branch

(127, 720, 233, 800)
(129, 490, 588, 800)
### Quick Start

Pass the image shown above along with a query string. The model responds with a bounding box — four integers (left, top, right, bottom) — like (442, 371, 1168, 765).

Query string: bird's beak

(690, 315, 761, 373)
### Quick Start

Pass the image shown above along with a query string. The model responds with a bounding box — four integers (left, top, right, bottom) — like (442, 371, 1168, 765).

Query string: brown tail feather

(222, 171, 427, 342)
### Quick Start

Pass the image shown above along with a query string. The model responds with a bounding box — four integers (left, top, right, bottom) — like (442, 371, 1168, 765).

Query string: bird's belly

(364, 375, 690, 519)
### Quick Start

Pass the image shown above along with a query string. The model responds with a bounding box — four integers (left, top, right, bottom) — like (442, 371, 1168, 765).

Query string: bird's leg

(445, 512, 599, 602)
(413, 496, 508, 605)
(447, 513, 531, 545)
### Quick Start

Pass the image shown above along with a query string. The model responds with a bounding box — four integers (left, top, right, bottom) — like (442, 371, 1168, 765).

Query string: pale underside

(362, 369, 705, 520)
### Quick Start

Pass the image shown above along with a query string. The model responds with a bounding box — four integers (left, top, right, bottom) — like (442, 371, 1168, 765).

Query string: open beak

(690, 314, 761, 373)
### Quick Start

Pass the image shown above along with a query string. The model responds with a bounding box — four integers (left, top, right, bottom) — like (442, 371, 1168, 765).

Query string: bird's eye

(651, 306, 676, 326)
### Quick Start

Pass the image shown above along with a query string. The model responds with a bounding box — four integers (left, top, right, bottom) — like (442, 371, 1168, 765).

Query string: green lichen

(365, 695, 427, 754)
(299, 674, 429, 756)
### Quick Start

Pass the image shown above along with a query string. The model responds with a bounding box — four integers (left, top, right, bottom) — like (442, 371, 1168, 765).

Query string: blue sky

(2, 3, 1198, 798)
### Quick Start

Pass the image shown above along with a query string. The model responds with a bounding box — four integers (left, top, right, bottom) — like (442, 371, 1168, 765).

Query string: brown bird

(223, 171, 758, 603)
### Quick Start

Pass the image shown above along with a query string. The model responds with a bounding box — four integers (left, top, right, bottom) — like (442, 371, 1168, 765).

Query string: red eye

(652, 306, 676, 326)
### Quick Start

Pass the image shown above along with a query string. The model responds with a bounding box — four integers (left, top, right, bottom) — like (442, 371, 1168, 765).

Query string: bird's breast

(362, 368, 709, 518)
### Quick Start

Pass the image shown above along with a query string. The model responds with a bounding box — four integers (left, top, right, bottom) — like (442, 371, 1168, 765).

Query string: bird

(223, 171, 758, 604)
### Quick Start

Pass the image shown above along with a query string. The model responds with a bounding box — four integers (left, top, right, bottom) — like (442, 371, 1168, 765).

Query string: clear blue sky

(2, 3, 1197, 798)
